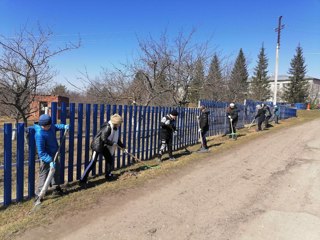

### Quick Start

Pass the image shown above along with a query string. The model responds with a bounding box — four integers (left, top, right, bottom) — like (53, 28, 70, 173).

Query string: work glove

(198, 128, 202, 132)
(123, 148, 128, 154)
(165, 120, 170, 125)
(64, 124, 70, 130)
(173, 131, 178, 136)
(50, 161, 56, 169)
(228, 115, 231, 119)
(196, 115, 200, 119)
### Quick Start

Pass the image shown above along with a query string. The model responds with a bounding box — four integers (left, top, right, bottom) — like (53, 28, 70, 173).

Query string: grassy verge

(1, 110, 320, 240)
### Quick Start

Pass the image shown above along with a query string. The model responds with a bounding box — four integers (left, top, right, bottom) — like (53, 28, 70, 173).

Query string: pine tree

(283, 45, 309, 103)
(204, 54, 225, 101)
(189, 58, 205, 104)
(250, 45, 271, 101)
(228, 48, 249, 102)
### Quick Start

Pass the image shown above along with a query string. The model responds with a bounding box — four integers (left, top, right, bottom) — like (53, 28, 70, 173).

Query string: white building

(268, 75, 320, 102)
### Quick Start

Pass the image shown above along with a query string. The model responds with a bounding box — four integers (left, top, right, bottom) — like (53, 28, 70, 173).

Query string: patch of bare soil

(15, 117, 320, 240)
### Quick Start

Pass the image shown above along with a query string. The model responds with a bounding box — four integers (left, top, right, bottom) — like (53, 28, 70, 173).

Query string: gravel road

(19, 119, 320, 240)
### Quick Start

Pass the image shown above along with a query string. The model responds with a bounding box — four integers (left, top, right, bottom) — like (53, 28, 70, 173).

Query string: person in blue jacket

(273, 105, 280, 124)
(34, 114, 69, 201)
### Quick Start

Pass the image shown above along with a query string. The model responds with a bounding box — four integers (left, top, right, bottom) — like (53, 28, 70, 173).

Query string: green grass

(1, 110, 320, 240)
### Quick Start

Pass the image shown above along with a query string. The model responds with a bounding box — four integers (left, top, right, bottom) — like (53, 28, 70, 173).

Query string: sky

(1, 0, 319, 91)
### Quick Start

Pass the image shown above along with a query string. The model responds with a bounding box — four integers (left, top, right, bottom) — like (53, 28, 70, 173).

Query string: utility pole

(273, 16, 285, 105)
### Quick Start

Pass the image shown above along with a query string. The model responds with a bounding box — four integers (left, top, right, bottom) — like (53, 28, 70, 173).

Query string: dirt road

(19, 119, 320, 240)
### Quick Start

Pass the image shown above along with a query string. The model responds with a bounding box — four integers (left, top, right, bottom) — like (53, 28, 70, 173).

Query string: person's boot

(157, 151, 163, 162)
(78, 179, 88, 189)
(105, 173, 118, 181)
(52, 186, 65, 196)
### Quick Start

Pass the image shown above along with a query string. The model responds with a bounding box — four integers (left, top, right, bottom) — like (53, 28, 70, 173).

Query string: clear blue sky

(1, 0, 319, 90)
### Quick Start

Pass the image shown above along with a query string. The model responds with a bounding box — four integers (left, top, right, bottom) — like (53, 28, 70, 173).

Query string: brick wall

(30, 95, 69, 121)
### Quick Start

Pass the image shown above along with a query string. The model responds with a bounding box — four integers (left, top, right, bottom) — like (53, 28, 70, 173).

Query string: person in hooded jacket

(273, 105, 280, 124)
(263, 104, 272, 128)
(34, 114, 69, 202)
(254, 104, 266, 131)
(198, 105, 210, 151)
(157, 109, 178, 162)
(79, 114, 126, 186)
(226, 102, 238, 139)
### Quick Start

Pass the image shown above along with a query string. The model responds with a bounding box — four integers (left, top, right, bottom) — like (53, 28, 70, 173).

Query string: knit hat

(110, 114, 123, 125)
(170, 109, 179, 116)
(39, 114, 52, 126)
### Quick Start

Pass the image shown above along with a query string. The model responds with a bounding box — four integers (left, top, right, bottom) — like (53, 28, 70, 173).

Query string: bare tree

(129, 29, 211, 106)
(0, 25, 80, 125)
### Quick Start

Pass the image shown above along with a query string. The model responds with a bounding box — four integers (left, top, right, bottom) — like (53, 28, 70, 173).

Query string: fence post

(68, 103, 75, 182)
(16, 123, 24, 202)
(60, 102, 67, 184)
(4, 123, 12, 206)
(116, 105, 123, 169)
(92, 104, 98, 176)
(77, 103, 83, 180)
(85, 104, 91, 168)
(99, 104, 105, 175)
(28, 127, 36, 199)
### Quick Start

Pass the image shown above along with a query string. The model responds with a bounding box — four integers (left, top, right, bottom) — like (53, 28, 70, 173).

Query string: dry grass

(1, 110, 320, 240)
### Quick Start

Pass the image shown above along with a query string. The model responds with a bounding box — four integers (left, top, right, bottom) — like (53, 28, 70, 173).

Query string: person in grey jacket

(79, 114, 126, 186)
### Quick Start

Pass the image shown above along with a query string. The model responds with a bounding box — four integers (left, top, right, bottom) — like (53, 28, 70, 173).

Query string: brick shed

(30, 95, 69, 121)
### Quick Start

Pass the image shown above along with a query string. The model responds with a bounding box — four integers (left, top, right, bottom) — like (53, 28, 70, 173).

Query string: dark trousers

(265, 116, 271, 128)
(80, 149, 113, 183)
(200, 130, 208, 148)
(257, 117, 265, 130)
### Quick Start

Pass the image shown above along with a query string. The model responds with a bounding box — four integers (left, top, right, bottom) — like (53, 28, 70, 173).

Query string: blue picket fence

(0, 100, 297, 206)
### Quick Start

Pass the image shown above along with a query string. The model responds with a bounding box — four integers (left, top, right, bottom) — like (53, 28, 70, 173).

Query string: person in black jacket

(254, 104, 266, 131)
(197, 105, 210, 152)
(79, 114, 126, 186)
(157, 109, 178, 162)
(226, 102, 239, 139)
(263, 104, 272, 128)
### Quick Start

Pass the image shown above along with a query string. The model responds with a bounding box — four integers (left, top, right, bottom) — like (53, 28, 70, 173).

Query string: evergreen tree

(205, 54, 225, 101)
(283, 45, 309, 103)
(189, 58, 205, 104)
(250, 45, 271, 101)
(228, 48, 249, 102)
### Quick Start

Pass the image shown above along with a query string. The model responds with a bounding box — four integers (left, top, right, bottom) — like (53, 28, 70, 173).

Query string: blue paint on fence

(68, 103, 75, 182)
(4, 124, 12, 206)
(77, 103, 83, 180)
(16, 123, 24, 202)
(60, 102, 67, 184)
(85, 104, 91, 168)
(92, 104, 98, 176)
(28, 128, 35, 199)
